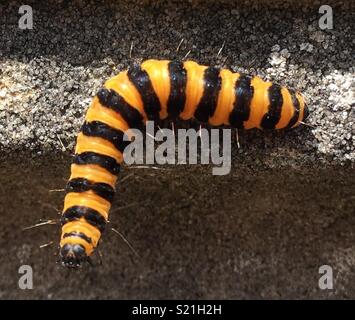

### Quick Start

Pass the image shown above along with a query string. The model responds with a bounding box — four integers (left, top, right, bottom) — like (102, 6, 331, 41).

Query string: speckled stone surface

(0, 0, 354, 164)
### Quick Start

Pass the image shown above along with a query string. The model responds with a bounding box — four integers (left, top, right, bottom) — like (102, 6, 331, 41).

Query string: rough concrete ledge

(0, 0, 354, 165)
(0, 154, 354, 299)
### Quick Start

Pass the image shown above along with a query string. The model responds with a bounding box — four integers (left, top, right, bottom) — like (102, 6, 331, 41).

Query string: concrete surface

(0, 155, 354, 299)
(0, 0, 354, 299)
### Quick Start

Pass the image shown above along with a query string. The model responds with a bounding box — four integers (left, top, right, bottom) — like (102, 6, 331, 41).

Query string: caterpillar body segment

(60, 59, 308, 267)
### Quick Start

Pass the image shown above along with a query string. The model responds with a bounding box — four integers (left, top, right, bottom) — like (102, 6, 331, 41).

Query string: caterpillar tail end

(59, 243, 88, 268)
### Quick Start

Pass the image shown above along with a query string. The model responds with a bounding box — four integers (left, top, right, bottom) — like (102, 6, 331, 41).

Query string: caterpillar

(59, 59, 308, 267)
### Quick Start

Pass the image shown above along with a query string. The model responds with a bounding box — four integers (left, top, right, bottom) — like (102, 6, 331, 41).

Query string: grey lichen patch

(0, 60, 36, 150)
(0, 61, 34, 112)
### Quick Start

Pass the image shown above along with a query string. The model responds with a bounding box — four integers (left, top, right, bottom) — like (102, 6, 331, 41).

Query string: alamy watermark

(17, 4, 333, 31)
(16, 263, 335, 291)
(18, 265, 33, 290)
(18, 5, 33, 30)
(123, 121, 231, 176)
(319, 5, 333, 30)
(318, 265, 334, 290)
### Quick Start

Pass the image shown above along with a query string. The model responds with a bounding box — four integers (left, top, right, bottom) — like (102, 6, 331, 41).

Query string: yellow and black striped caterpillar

(60, 59, 308, 267)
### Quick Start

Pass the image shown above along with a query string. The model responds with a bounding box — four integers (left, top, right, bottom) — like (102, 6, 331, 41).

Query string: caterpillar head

(59, 243, 88, 268)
